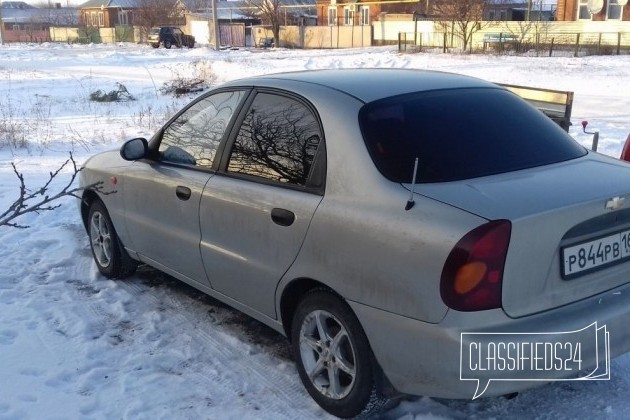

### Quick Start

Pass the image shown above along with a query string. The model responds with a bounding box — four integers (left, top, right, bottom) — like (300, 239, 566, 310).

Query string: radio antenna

(405, 157, 419, 211)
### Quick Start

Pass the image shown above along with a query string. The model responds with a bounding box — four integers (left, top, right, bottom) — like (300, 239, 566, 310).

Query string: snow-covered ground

(1, 43, 630, 419)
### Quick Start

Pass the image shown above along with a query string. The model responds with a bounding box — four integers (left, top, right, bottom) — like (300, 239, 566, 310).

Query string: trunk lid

(413, 152, 630, 318)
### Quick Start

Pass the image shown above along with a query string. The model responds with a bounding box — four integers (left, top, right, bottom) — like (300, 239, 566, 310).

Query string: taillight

(440, 220, 511, 311)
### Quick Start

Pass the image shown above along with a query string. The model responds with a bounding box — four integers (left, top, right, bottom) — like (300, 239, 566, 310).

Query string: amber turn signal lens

(454, 262, 487, 294)
(441, 219, 511, 311)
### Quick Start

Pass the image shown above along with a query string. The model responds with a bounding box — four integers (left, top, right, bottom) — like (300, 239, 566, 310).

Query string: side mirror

(120, 138, 148, 161)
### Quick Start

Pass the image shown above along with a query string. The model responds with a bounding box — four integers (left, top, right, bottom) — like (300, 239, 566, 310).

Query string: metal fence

(398, 31, 630, 57)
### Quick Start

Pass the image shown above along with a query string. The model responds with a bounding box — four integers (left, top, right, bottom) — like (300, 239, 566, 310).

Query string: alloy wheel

(298, 309, 357, 400)
(90, 211, 112, 268)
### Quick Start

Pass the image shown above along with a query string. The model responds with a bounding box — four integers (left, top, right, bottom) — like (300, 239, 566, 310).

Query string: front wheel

(88, 200, 137, 279)
(151, 43, 159, 48)
(164, 40, 172, 49)
(292, 291, 387, 418)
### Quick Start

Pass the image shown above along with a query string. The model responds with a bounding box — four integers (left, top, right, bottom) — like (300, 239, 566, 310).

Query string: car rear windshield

(359, 88, 587, 183)
(150, 28, 160, 34)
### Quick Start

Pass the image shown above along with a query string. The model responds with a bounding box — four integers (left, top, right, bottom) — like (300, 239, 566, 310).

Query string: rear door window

(359, 88, 586, 183)
(226, 92, 323, 188)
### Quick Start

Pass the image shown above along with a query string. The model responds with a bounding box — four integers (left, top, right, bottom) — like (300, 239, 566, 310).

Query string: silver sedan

(79, 69, 630, 418)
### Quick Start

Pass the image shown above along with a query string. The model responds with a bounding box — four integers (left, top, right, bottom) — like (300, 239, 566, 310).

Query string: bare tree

(0, 154, 105, 229)
(433, 0, 488, 52)
(53, 10, 79, 27)
(244, 0, 283, 47)
(134, 0, 186, 41)
(502, 8, 552, 52)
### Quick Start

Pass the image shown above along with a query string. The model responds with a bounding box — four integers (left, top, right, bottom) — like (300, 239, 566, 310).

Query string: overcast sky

(2, 0, 82, 7)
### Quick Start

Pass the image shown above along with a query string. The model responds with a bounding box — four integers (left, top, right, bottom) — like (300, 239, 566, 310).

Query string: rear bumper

(350, 281, 630, 399)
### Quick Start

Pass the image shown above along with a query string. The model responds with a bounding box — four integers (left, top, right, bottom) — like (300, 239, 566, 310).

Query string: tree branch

(0, 153, 107, 229)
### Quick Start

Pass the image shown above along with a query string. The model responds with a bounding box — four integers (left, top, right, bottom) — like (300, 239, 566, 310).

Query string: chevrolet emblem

(605, 196, 625, 211)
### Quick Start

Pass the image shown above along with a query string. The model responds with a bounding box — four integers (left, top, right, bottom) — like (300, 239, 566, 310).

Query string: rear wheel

(164, 40, 172, 49)
(88, 200, 137, 279)
(151, 43, 159, 48)
(292, 290, 387, 418)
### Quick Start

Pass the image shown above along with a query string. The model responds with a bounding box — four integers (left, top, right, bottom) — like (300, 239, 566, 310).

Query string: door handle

(176, 186, 191, 201)
(271, 208, 295, 227)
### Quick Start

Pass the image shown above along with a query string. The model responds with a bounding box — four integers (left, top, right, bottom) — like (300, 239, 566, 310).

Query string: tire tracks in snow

(107, 269, 330, 419)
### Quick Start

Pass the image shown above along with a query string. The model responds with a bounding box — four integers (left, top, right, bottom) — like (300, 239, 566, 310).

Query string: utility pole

(211, 0, 220, 50)
(0, 3, 5, 45)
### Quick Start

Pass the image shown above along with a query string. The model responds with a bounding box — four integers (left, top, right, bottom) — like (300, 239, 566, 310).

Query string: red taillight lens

(440, 220, 511, 311)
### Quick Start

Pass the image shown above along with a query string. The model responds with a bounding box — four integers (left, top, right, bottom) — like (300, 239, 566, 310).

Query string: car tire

(164, 40, 172, 49)
(292, 290, 387, 418)
(88, 200, 137, 279)
(187, 40, 194, 48)
(151, 43, 159, 48)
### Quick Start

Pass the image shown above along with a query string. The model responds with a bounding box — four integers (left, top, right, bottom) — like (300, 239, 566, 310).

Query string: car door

(199, 90, 325, 317)
(172, 28, 183, 46)
(122, 89, 248, 286)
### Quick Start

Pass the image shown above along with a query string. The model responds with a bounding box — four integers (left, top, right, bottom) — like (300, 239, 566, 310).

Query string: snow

(1, 42, 630, 419)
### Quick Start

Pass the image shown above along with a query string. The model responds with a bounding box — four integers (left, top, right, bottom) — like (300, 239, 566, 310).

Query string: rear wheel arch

(280, 278, 333, 341)
(279, 278, 376, 345)
(279, 281, 391, 370)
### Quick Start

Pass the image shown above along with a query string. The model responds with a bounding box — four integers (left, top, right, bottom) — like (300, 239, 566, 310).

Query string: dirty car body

(79, 69, 630, 417)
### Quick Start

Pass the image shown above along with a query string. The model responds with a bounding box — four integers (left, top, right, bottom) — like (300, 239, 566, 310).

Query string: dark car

(148, 26, 195, 49)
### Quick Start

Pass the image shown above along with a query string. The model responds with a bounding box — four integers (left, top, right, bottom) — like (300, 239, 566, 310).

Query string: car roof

(222, 69, 499, 103)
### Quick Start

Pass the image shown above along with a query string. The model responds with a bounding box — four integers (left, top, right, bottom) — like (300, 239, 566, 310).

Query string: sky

(2, 0, 79, 8)
(1, 42, 630, 419)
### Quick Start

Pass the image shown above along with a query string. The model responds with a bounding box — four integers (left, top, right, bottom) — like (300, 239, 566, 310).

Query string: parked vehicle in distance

(148, 26, 195, 49)
(78, 69, 630, 418)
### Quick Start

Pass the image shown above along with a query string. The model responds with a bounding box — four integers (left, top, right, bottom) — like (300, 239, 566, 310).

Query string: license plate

(562, 229, 630, 279)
